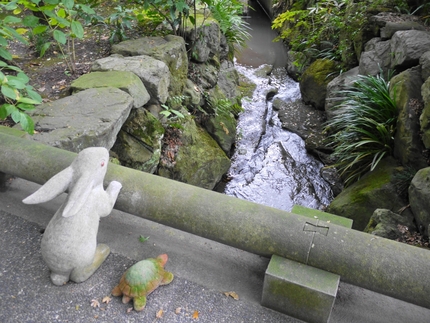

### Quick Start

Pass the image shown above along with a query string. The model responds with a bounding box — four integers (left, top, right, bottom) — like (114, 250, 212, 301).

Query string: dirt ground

(9, 26, 114, 102)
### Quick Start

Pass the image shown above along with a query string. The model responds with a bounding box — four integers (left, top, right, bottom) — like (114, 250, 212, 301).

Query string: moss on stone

(327, 157, 410, 231)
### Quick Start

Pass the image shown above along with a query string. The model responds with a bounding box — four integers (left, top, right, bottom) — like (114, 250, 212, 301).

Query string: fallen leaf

(102, 296, 111, 304)
(192, 310, 199, 319)
(224, 291, 239, 300)
(175, 307, 182, 314)
(156, 309, 164, 318)
(91, 299, 100, 308)
(127, 307, 133, 313)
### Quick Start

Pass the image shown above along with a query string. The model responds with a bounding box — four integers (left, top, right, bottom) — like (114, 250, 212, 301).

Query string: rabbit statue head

(23, 147, 122, 285)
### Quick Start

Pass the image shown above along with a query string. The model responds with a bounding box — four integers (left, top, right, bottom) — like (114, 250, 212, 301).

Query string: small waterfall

(224, 64, 333, 211)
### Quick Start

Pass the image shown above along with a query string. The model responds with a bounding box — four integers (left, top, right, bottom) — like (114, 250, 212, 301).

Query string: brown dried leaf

(90, 299, 100, 308)
(127, 307, 133, 313)
(192, 310, 199, 319)
(224, 291, 239, 300)
(102, 296, 111, 304)
(156, 309, 164, 319)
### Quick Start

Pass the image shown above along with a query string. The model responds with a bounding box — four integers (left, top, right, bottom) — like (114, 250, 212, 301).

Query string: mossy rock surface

(111, 36, 188, 98)
(160, 118, 230, 190)
(71, 71, 150, 108)
(327, 157, 412, 231)
(299, 59, 338, 110)
(112, 109, 165, 174)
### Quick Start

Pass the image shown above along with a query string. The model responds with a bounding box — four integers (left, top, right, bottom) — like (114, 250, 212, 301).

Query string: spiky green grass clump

(324, 72, 397, 186)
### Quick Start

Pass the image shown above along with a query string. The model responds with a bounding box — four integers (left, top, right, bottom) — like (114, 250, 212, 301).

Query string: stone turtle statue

(23, 147, 122, 285)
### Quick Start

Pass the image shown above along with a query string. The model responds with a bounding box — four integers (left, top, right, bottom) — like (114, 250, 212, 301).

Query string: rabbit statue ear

(23, 167, 74, 205)
(62, 174, 94, 218)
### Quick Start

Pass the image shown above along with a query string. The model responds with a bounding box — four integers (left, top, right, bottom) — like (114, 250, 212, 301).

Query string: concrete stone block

(291, 204, 353, 228)
(262, 206, 348, 322)
(262, 255, 339, 323)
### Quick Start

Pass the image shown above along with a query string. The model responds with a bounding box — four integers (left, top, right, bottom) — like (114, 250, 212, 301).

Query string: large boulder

(380, 20, 426, 39)
(409, 167, 430, 236)
(112, 109, 165, 174)
(92, 54, 170, 104)
(186, 21, 221, 63)
(325, 67, 360, 118)
(217, 60, 241, 100)
(359, 38, 391, 77)
(390, 30, 430, 70)
(275, 98, 326, 153)
(420, 50, 430, 81)
(364, 208, 415, 240)
(111, 36, 188, 97)
(202, 83, 238, 155)
(326, 157, 413, 231)
(158, 118, 230, 190)
(29, 87, 134, 152)
(419, 77, 430, 149)
(189, 60, 219, 90)
(390, 66, 427, 169)
(299, 59, 338, 110)
(70, 71, 150, 109)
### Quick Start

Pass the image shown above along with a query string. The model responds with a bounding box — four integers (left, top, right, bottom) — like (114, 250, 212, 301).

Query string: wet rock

(92, 54, 170, 104)
(29, 88, 133, 152)
(70, 71, 150, 109)
(390, 66, 427, 170)
(274, 98, 326, 152)
(111, 36, 188, 97)
(112, 109, 165, 174)
(364, 208, 415, 240)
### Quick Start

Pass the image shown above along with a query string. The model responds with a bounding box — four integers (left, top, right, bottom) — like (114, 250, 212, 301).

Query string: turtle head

(156, 254, 168, 266)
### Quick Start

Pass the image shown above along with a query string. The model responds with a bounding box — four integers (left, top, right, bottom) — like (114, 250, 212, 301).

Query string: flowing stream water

(224, 1, 333, 211)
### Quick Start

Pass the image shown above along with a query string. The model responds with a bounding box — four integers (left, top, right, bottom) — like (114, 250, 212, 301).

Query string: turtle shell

(112, 254, 173, 300)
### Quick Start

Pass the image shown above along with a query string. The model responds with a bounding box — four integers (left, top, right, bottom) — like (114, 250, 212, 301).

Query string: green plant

(160, 95, 186, 119)
(138, 235, 149, 243)
(107, 5, 135, 43)
(0, 2, 42, 134)
(13, 0, 100, 73)
(129, 0, 250, 58)
(324, 72, 398, 186)
(272, 0, 365, 69)
(393, 166, 416, 199)
(207, 96, 243, 117)
(207, 0, 251, 59)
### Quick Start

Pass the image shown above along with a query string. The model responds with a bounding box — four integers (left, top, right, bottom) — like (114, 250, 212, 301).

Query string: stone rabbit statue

(23, 147, 122, 285)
